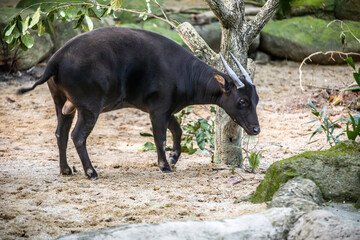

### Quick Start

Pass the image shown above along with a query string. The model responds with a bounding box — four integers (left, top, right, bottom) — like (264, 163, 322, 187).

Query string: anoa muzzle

(18, 27, 260, 179)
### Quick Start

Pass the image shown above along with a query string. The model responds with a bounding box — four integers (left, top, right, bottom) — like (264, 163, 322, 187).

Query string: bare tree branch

(176, 22, 217, 65)
(205, 0, 244, 29)
(245, 0, 279, 42)
(299, 51, 360, 91)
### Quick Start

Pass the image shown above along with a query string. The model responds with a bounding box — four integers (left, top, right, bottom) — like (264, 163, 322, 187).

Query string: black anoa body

(19, 27, 260, 179)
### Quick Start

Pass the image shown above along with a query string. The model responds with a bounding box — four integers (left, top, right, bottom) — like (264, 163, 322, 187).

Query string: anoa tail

(17, 63, 57, 95)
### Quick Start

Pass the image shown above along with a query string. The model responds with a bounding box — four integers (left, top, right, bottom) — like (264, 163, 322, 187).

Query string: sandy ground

(0, 60, 354, 239)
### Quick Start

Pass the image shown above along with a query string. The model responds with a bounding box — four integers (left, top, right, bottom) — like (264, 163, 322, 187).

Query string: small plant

(242, 135, 264, 173)
(179, 106, 215, 155)
(345, 57, 360, 91)
(243, 149, 265, 173)
(305, 101, 344, 147)
(344, 111, 360, 141)
(140, 106, 216, 155)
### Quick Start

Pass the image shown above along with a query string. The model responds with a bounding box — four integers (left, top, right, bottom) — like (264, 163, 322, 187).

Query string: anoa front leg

(150, 112, 172, 173)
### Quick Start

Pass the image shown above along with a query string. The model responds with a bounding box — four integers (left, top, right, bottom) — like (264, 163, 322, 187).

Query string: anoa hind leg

(168, 115, 182, 165)
(71, 108, 100, 179)
(48, 80, 75, 175)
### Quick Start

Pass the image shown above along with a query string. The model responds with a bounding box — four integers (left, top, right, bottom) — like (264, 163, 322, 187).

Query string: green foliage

(2, 1, 111, 50)
(344, 111, 360, 141)
(305, 101, 344, 147)
(178, 106, 215, 155)
(243, 149, 265, 173)
(345, 57, 360, 91)
(2, 0, 169, 51)
(242, 135, 264, 172)
(140, 106, 216, 156)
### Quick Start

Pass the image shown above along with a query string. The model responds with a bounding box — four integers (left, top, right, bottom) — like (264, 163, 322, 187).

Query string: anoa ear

(214, 73, 229, 93)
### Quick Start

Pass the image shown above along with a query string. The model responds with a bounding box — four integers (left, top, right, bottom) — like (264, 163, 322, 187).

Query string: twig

(299, 51, 360, 91)
(327, 20, 360, 44)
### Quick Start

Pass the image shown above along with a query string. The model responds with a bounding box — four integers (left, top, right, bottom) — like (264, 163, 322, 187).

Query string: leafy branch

(2, 0, 176, 51)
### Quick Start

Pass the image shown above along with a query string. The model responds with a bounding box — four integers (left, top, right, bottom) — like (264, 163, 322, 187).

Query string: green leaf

(21, 34, 34, 48)
(141, 142, 156, 151)
(4, 23, 16, 37)
(37, 20, 45, 36)
(29, 6, 41, 29)
(84, 15, 93, 31)
(304, 119, 319, 124)
(110, 0, 123, 9)
(320, 106, 327, 119)
(353, 72, 360, 86)
(345, 57, 355, 70)
(310, 126, 323, 140)
(345, 86, 360, 91)
(196, 130, 205, 150)
(140, 132, 153, 137)
(4, 34, 15, 44)
(22, 16, 30, 35)
(88, 8, 101, 21)
(74, 14, 84, 29)
(46, 13, 55, 35)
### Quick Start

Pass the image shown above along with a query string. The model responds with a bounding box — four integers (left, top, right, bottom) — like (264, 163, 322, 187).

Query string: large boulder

(58, 207, 299, 240)
(0, 7, 53, 70)
(260, 16, 360, 64)
(288, 209, 360, 239)
(289, 0, 335, 16)
(335, 0, 360, 21)
(268, 177, 323, 212)
(251, 141, 360, 204)
(52, 17, 115, 51)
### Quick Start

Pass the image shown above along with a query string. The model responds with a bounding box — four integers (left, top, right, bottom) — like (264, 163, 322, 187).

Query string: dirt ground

(0, 60, 355, 239)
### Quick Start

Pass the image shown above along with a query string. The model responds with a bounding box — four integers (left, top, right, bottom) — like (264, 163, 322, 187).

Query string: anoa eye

(239, 98, 248, 105)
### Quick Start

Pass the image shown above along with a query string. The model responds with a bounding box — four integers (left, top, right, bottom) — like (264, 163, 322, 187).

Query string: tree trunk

(177, 0, 279, 166)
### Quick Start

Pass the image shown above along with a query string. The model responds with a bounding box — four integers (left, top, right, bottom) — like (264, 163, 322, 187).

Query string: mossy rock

(260, 16, 360, 64)
(289, 0, 335, 16)
(251, 141, 360, 204)
(119, 20, 184, 47)
(335, 0, 360, 21)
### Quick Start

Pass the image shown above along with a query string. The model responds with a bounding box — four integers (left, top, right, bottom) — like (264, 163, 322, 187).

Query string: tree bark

(177, 0, 279, 166)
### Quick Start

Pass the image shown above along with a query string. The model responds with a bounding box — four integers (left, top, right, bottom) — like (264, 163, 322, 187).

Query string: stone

(58, 207, 298, 240)
(52, 16, 115, 51)
(194, 22, 260, 53)
(254, 51, 271, 63)
(289, 0, 335, 16)
(251, 141, 360, 204)
(288, 209, 360, 240)
(260, 16, 360, 64)
(268, 177, 323, 212)
(0, 7, 53, 70)
(120, 20, 185, 47)
(335, 0, 360, 21)
(194, 22, 221, 52)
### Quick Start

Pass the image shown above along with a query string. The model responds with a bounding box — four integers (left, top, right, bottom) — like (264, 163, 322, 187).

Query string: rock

(249, 34, 260, 53)
(288, 209, 360, 239)
(0, 7, 53, 70)
(289, 0, 335, 16)
(52, 17, 115, 51)
(254, 51, 271, 63)
(260, 17, 360, 64)
(58, 207, 298, 240)
(268, 177, 323, 212)
(251, 141, 360, 204)
(194, 22, 259, 53)
(335, 0, 360, 21)
(194, 22, 221, 52)
(119, 20, 185, 47)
